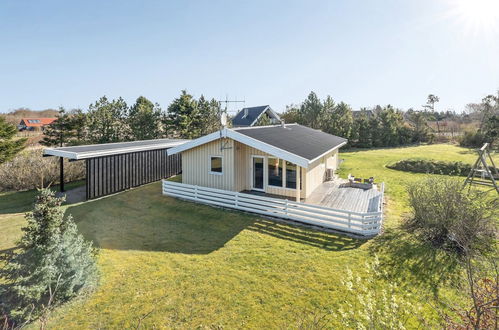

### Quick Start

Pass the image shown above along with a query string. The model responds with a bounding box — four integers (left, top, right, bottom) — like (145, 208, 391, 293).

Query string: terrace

(306, 179, 384, 214)
(162, 177, 384, 236)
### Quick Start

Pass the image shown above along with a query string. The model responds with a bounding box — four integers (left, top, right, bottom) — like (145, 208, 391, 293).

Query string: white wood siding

(181, 139, 235, 191)
(234, 141, 304, 198)
(305, 150, 339, 198)
(182, 138, 341, 199)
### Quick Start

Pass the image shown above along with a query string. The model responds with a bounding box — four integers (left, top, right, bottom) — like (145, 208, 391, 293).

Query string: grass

(0, 144, 496, 328)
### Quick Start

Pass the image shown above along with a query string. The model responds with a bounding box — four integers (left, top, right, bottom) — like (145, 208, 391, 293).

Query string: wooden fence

(162, 180, 383, 236)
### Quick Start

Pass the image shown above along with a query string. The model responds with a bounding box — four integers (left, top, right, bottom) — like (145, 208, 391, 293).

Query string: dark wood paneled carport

(43, 139, 187, 200)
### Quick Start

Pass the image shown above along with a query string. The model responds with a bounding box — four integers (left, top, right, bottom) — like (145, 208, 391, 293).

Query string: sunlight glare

(451, 0, 499, 36)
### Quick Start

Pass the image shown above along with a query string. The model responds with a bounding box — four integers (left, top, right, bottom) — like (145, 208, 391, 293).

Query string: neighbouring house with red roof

(18, 118, 57, 131)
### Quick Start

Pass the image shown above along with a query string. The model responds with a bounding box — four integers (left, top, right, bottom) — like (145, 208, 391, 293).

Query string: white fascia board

(307, 141, 348, 165)
(226, 130, 310, 168)
(44, 141, 188, 160)
(249, 106, 270, 126)
(167, 128, 310, 168)
(249, 106, 281, 126)
(266, 107, 281, 121)
(43, 149, 79, 159)
(167, 130, 227, 155)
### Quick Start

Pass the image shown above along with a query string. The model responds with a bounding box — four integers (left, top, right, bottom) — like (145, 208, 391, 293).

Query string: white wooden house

(164, 123, 384, 236)
(168, 123, 347, 202)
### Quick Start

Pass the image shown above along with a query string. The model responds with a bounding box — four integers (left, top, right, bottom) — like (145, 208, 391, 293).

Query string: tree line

(41, 90, 221, 147)
(281, 91, 498, 148)
(39, 89, 499, 149)
(281, 92, 434, 148)
(459, 92, 499, 149)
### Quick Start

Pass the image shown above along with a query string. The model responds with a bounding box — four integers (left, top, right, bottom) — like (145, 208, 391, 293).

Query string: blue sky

(1, 0, 498, 114)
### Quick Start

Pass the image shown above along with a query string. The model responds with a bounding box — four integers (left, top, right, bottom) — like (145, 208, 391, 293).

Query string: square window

(210, 156, 222, 174)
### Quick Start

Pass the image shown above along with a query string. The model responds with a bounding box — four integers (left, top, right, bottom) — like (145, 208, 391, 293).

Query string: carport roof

(43, 139, 189, 160)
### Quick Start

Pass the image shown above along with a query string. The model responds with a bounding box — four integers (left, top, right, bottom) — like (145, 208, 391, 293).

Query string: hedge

(386, 158, 482, 176)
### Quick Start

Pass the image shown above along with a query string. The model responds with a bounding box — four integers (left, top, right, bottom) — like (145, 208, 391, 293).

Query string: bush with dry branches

(0, 147, 84, 192)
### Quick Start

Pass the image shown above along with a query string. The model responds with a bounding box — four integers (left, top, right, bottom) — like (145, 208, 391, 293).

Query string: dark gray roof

(234, 124, 347, 161)
(43, 139, 188, 160)
(232, 105, 279, 127)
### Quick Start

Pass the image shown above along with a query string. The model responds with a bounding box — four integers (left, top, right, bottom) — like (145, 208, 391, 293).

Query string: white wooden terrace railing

(162, 180, 384, 236)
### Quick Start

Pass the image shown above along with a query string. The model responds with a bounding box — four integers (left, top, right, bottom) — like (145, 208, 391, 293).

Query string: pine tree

(128, 96, 162, 140)
(407, 110, 432, 143)
(0, 116, 26, 164)
(69, 108, 87, 144)
(353, 110, 372, 148)
(254, 113, 272, 126)
(197, 96, 220, 135)
(40, 107, 74, 147)
(280, 104, 301, 124)
(299, 91, 324, 129)
(87, 96, 128, 143)
(166, 90, 200, 139)
(327, 101, 353, 139)
(0, 189, 98, 324)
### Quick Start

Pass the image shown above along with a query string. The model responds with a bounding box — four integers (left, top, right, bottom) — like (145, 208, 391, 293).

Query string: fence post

(235, 192, 239, 207)
(194, 185, 198, 200)
(285, 199, 288, 217)
(348, 212, 351, 229)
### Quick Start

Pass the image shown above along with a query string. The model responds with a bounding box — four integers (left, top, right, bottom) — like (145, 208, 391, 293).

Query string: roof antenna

(217, 95, 245, 151)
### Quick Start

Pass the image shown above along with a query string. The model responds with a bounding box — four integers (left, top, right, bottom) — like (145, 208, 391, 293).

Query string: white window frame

(209, 155, 223, 175)
(250, 155, 266, 191)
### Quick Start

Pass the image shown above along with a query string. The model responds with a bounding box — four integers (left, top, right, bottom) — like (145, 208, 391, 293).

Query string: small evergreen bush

(0, 189, 98, 325)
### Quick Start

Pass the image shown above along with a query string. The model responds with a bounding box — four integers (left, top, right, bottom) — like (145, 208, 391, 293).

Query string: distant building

(232, 105, 281, 127)
(351, 110, 374, 119)
(18, 118, 57, 131)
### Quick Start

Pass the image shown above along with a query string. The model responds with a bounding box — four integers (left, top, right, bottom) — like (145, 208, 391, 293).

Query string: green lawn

(0, 144, 495, 328)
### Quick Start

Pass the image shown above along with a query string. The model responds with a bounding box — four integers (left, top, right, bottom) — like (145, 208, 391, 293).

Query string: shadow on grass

(68, 198, 255, 254)
(369, 228, 460, 295)
(457, 149, 477, 155)
(62, 182, 364, 254)
(247, 219, 365, 251)
(0, 181, 85, 215)
(0, 246, 18, 256)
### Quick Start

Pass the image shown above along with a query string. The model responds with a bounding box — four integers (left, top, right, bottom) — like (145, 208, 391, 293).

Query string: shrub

(332, 256, 419, 329)
(405, 177, 497, 256)
(459, 131, 487, 148)
(0, 147, 84, 192)
(0, 189, 98, 325)
(386, 158, 495, 177)
(445, 255, 499, 329)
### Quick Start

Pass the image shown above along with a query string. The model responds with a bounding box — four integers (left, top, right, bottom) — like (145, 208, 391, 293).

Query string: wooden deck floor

(305, 181, 382, 213)
(242, 180, 382, 214)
